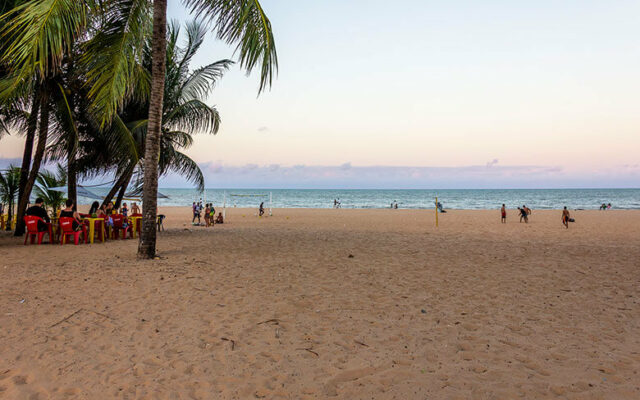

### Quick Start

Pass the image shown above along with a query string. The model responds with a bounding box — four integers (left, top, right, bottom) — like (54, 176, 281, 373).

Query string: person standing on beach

(501, 204, 506, 223)
(562, 207, 570, 229)
(259, 202, 265, 217)
(523, 205, 531, 215)
(518, 207, 528, 223)
(204, 204, 210, 227)
(192, 202, 200, 224)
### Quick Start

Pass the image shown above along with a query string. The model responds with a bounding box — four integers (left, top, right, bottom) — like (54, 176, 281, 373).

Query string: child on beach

(501, 204, 506, 223)
(121, 202, 128, 217)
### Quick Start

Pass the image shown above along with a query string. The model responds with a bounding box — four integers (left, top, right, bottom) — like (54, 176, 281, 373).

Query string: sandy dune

(1, 208, 639, 399)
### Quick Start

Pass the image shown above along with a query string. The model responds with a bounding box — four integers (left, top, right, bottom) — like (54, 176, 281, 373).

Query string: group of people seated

(24, 197, 143, 240)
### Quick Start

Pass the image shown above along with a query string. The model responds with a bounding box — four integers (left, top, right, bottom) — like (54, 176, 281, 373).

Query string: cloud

(154, 161, 595, 189)
(257, 126, 269, 132)
(486, 159, 499, 168)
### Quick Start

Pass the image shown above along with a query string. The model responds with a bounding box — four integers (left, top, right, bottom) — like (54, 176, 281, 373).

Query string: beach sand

(1, 208, 639, 399)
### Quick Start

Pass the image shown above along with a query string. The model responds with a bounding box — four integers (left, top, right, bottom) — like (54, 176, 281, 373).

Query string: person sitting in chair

(25, 197, 50, 231)
(60, 199, 83, 231)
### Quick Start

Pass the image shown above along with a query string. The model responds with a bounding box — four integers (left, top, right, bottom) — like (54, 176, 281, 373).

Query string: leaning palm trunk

(102, 164, 134, 207)
(15, 93, 49, 235)
(67, 129, 77, 207)
(14, 94, 40, 236)
(138, 0, 168, 259)
(114, 169, 134, 209)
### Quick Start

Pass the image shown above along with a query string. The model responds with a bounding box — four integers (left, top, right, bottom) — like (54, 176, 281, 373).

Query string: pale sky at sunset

(1, 0, 639, 188)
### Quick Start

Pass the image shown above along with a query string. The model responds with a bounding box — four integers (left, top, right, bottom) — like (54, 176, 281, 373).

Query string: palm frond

(161, 150, 205, 191)
(164, 99, 220, 135)
(182, 0, 278, 93)
(180, 59, 233, 102)
(0, 0, 89, 79)
(83, 0, 151, 125)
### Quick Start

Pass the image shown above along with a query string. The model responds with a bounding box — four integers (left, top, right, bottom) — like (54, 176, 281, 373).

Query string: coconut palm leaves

(83, 0, 151, 125)
(182, 0, 277, 93)
(34, 163, 67, 218)
(0, 0, 89, 82)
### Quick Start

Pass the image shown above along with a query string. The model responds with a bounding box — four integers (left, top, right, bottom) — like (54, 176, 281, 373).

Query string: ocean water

(140, 188, 640, 210)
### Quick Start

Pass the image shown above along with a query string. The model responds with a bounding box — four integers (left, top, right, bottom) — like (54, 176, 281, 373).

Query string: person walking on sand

(259, 202, 265, 217)
(501, 204, 506, 223)
(523, 205, 531, 215)
(562, 206, 570, 229)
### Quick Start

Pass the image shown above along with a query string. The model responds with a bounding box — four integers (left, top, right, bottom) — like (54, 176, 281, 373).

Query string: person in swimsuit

(501, 204, 506, 223)
(518, 207, 528, 223)
(562, 207, 570, 229)
(131, 202, 140, 215)
(204, 204, 211, 227)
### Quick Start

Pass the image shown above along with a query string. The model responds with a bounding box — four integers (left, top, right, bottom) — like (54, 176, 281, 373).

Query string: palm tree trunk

(138, 0, 167, 259)
(67, 136, 77, 206)
(114, 169, 134, 209)
(25, 93, 50, 200)
(14, 93, 40, 236)
(102, 164, 134, 207)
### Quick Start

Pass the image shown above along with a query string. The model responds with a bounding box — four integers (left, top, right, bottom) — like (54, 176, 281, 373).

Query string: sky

(1, 0, 639, 188)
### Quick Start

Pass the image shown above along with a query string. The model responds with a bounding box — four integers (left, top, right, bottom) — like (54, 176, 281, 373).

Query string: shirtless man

(562, 206, 570, 229)
(518, 207, 528, 223)
(500, 204, 506, 223)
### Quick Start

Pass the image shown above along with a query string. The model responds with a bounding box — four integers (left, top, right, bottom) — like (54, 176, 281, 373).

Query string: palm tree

(137, 0, 278, 259)
(0, 165, 21, 231)
(1, 0, 278, 257)
(34, 164, 67, 219)
(56, 20, 230, 209)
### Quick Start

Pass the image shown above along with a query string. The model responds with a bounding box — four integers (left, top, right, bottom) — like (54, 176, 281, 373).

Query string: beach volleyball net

(227, 192, 273, 218)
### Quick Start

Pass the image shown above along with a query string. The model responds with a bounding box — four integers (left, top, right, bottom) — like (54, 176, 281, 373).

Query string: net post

(435, 196, 438, 227)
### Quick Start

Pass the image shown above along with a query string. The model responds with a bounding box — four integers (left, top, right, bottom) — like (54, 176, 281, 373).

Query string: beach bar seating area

(16, 206, 145, 246)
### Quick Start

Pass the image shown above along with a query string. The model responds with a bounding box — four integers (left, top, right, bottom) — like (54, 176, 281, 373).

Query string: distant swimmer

(501, 204, 506, 223)
(562, 206, 570, 229)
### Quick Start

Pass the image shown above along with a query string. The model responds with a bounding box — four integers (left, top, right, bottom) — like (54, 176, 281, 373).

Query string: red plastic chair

(59, 217, 86, 245)
(24, 216, 52, 245)
(111, 214, 131, 239)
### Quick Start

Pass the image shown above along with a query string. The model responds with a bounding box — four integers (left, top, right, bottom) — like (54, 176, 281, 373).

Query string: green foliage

(0, 165, 20, 229)
(34, 163, 67, 217)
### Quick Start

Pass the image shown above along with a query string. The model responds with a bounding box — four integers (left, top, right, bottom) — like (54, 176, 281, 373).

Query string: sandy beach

(1, 207, 639, 399)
